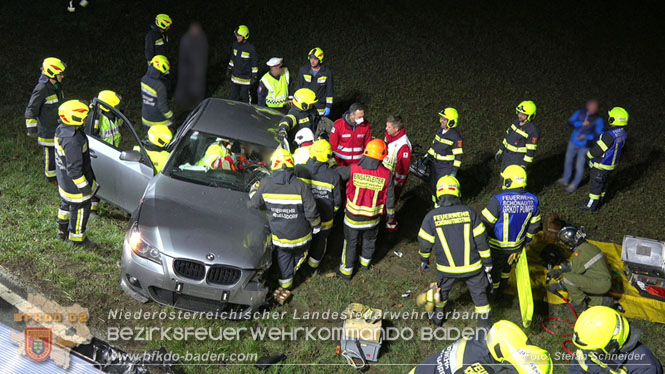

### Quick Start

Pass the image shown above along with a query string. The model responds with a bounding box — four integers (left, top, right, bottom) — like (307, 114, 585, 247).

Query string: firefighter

(226, 25, 258, 103)
(580, 107, 628, 211)
(425, 108, 463, 204)
(547, 226, 612, 314)
(495, 101, 540, 171)
(258, 57, 294, 113)
(145, 14, 172, 63)
(142, 125, 172, 173)
(93, 90, 123, 147)
(54, 100, 98, 248)
(410, 320, 553, 374)
(481, 165, 541, 294)
(277, 88, 319, 145)
(296, 47, 333, 116)
(338, 139, 395, 279)
(141, 55, 173, 131)
(196, 143, 236, 171)
(295, 140, 342, 269)
(383, 114, 412, 205)
(25, 57, 66, 183)
(293, 128, 315, 165)
(419, 175, 492, 327)
(249, 148, 320, 290)
(329, 103, 372, 166)
(570, 306, 663, 374)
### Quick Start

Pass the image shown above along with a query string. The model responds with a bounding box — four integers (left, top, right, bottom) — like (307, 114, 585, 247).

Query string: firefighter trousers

(231, 83, 250, 103)
(437, 271, 491, 315)
(339, 224, 379, 277)
(58, 199, 91, 242)
(562, 272, 611, 306)
(586, 168, 611, 209)
(43, 145, 56, 180)
(308, 229, 330, 269)
(275, 243, 309, 290)
(490, 248, 522, 291)
(501, 151, 527, 172)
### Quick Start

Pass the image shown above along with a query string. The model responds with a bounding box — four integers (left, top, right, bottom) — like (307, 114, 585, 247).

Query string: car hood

(137, 174, 270, 269)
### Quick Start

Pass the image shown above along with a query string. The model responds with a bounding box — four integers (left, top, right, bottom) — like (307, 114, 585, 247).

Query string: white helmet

(294, 128, 314, 146)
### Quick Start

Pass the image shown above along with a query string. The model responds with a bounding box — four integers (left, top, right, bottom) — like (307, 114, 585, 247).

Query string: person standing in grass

(495, 100, 540, 171)
(258, 57, 294, 113)
(174, 22, 208, 119)
(296, 48, 333, 117)
(382, 114, 412, 232)
(145, 14, 172, 63)
(557, 99, 604, 192)
(423, 108, 463, 205)
(329, 103, 372, 166)
(141, 55, 173, 131)
(226, 25, 258, 103)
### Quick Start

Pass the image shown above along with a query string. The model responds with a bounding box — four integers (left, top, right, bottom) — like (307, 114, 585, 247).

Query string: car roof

(189, 98, 283, 147)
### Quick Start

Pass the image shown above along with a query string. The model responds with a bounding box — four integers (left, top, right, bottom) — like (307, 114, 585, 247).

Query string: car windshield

(165, 130, 272, 192)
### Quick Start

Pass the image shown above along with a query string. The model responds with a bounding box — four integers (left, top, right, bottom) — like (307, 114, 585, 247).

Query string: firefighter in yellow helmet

(418, 175, 493, 327)
(141, 55, 173, 131)
(226, 25, 258, 103)
(296, 47, 334, 117)
(570, 306, 662, 374)
(495, 100, 541, 171)
(249, 148, 320, 291)
(277, 88, 319, 145)
(93, 90, 123, 147)
(25, 57, 66, 183)
(141, 125, 172, 173)
(424, 107, 463, 204)
(54, 100, 98, 248)
(145, 14, 172, 62)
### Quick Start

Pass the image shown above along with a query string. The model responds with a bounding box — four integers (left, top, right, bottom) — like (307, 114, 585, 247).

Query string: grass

(1, 0, 664, 373)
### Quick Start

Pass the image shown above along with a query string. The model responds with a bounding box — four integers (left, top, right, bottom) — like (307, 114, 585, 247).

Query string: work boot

(45, 176, 58, 185)
(57, 231, 67, 241)
(359, 265, 370, 272)
(556, 178, 568, 186)
(478, 312, 492, 329)
(430, 307, 446, 326)
(566, 184, 577, 193)
(571, 302, 586, 316)
(336, 269, 352, 281)
(72, 238, 98, 249)
(57, 223, 69, 241)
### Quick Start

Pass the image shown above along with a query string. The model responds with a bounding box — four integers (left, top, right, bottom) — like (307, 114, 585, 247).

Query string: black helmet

(558, 226, 587, 247)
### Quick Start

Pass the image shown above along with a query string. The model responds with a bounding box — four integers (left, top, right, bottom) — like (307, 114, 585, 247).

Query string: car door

(84, 98, 155, 214)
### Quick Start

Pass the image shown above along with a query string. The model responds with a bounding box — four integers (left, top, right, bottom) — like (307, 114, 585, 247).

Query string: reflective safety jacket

(278, 106, 319, 139)
(501, 120, 540, 165)
(330, 112, 372, 166)
(481, 188, 541, 251)
(384, 129, 412, 187)
(141, 65, 173, 127)
(567, 241, 611, 282)
(94, 110, 123, 147)
(297, 64, 333, 112)
(25, 74, 64, 145)
(418, 195, 491, 277)
(135, 142, 170, 173)
(145, 26, 170, 62)
(344, 157, 395, 229)
(428, 127, 463, 177)
(258, 69, 292, 108)
(54, 124, 97, 203)
(587, 128, 627, 171)
(295, 158, 342, 231)
(228, 40, 258, 85)
(249, 169, 320, 248)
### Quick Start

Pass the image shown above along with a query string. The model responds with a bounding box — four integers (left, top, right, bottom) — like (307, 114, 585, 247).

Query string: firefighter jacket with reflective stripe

(344, 157, 395, 229)
(569, 241, 611, 282)
(384, 129, 412, 187)
(25, 74, 64, 144)
(278, 106, 319, 137)
(134, 142, 170, 173)
(295, 158, 342, 231)
(481, 188, 541, 251)
(54, 124, 97, 203)
(94, 110, 123, 147)
(297, 64, 333, 109)
(228, 40, 258, 84)
(330, 112, 372, 166)
(249, 169, 320, 247)
(501, 120, 540, 164)
(141, 65, 173, 127)
(587, 128, 627, 171)
(258, 69, 292, 108)
(418, 195, 491, 277)
(428, 127, 463, 176)
(145, 26, 170, 62)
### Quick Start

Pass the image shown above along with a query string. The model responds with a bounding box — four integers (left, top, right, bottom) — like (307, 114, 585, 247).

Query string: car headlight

(128, 223, 162, 265)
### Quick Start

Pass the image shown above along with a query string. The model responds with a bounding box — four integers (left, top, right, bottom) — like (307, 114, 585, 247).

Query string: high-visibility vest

(95, 113, 122, 147)
(261, 68, 290, 108)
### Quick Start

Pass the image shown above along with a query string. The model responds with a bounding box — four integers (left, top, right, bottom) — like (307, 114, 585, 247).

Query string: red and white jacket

(383, 129, 412, 187)
(330, 112, 372, 166)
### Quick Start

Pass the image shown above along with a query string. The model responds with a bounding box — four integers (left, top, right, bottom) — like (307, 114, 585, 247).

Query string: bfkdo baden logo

(24, 327, 52, 362)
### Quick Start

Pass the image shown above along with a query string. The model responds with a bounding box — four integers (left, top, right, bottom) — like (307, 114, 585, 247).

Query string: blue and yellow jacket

(587, 128, 627, 171)
(481, 188, 541, 252)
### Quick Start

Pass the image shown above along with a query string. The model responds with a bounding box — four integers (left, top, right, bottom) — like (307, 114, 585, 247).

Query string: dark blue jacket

(568, 109, 604, 148)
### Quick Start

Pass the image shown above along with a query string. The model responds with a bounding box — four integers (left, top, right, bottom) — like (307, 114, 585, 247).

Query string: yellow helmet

(308, 47, 325, 63)
(310, 139, 332, 163)
(511, 345, 553, 374)
(608, 107, 629, 127)
(147, 125, 173, 148)
(501, 165, 527, 190)
(58, 100, 89, 126)
(97, 90, 121, 112)
(292, 88, 318, 111)
(201, 144, 229, 169)
(235, 25, 250, 39)
(150, 55, 170, 74)
(270, 148, 294, 170)
(438, 108, 459, 128)
(487, 320, 529, 363)
(42, 57, 66, 78)
(435, 175, 461, 198)
(573, 306, 630, 354)
(155, 14, 172, 30)
(516, 100, 537, 121)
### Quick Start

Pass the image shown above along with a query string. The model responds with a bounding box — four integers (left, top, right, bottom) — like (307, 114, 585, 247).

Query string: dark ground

(0, 0, 664, 373)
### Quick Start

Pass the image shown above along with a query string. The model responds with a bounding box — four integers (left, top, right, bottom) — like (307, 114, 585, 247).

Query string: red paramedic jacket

(344, 157, 395, 229)
(330, 112, 372, 166)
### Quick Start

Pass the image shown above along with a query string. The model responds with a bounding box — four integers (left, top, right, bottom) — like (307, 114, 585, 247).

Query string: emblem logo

(206, 253, 215, 261)
(25, 327, 52, 362)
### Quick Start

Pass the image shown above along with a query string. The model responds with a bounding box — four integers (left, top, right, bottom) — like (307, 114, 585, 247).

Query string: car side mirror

(119, 150, 142, 162)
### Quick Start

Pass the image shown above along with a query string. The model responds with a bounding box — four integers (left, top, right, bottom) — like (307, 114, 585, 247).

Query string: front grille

(173, 259, 205, 280)
(207, 265, 241, 285)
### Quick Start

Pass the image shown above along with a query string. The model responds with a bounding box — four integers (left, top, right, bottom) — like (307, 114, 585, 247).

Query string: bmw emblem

(206, 253, 215, 261)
